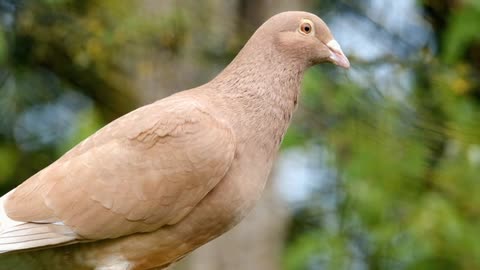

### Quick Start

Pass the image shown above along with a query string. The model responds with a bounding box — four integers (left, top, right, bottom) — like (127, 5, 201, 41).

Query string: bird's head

(254, 11, 350, 69)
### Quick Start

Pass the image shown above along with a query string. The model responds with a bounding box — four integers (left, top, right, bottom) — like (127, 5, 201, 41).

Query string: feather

(0, 191, 77, 253)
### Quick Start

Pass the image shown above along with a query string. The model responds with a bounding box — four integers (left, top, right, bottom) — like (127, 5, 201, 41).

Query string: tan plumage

(0, 11, 349, 269)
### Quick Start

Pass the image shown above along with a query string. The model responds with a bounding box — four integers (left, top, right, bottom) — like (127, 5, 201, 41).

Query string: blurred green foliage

(443, 2, 480, 63)
(283, 1, 480, 269)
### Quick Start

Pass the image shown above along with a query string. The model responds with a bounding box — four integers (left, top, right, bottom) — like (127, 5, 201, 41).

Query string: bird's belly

(81, 154, 274, 270)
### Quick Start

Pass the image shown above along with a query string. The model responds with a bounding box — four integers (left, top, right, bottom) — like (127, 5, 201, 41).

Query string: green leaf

(443, 5, 480, 63)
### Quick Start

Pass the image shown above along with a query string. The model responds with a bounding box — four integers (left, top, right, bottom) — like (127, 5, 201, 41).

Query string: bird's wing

(0, 96, 236, 252)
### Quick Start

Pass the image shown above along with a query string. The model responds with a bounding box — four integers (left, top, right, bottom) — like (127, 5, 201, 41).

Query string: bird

(0, 11, 349, 270)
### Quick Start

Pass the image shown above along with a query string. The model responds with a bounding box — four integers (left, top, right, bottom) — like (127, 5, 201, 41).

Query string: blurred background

(0, 0, 479, 269)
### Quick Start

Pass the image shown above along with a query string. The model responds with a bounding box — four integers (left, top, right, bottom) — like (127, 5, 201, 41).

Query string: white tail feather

(0, 190, 78, 253)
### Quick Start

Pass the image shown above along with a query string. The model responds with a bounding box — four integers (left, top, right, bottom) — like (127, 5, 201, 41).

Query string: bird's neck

(208, 43, 306, 154)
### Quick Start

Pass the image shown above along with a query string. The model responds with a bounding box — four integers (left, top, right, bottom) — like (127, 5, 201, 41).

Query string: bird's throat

(209, 49, 306, 154)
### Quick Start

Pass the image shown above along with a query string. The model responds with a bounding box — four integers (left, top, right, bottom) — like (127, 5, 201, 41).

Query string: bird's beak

(326, 40, 350, 69)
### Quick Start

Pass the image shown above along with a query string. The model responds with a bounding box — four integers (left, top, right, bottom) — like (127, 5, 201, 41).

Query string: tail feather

(0, 190, 78, 254)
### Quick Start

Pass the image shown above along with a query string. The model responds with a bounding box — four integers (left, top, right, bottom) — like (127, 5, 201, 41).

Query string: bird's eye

(300, 22, 313, 35)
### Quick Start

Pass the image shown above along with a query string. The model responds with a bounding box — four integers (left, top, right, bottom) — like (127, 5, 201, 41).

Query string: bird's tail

(0, 190, 23, 233)
(0, 190, 77, 254)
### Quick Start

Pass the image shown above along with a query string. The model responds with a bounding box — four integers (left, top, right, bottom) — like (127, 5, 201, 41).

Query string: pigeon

(0, 11, 349, 270)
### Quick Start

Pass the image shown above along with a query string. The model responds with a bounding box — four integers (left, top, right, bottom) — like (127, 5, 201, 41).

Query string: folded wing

(1, 96, 236, 252)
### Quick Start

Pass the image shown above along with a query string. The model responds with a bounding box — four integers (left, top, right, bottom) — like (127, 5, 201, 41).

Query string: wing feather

(1, 95, 236, 252)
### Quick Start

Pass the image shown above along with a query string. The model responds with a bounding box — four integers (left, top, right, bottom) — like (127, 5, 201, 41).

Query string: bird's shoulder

(63, 92, 234, 160)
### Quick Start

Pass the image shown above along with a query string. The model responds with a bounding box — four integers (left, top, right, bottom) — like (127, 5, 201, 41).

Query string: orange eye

(300, 22, 313, 34)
